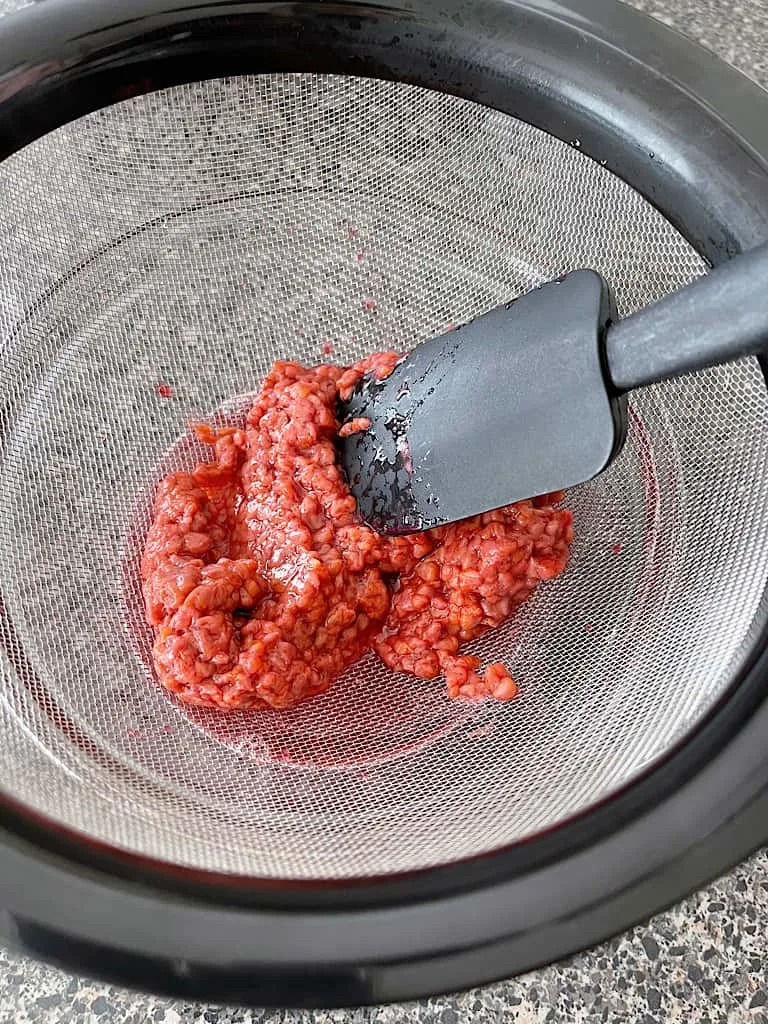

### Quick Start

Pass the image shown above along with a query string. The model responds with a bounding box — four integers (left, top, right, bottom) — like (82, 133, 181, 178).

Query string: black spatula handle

(605, 241, 768, 392)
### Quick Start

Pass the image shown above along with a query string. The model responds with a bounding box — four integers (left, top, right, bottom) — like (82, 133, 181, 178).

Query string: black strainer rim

(0, 0, 767, 1006)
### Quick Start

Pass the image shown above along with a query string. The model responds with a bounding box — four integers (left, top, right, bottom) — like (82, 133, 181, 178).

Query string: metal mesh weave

(0, 74, 766, 878)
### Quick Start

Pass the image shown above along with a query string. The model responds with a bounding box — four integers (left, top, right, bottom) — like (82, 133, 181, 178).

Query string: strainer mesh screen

(0, 75, 767, 878)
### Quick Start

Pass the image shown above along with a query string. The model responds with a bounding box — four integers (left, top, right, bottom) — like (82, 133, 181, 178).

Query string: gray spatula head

(338, 270, 624, 533)
(339, 241, 768, 534)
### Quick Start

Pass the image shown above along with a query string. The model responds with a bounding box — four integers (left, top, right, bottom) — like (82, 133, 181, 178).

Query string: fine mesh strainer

(1, 0, 768, 1008)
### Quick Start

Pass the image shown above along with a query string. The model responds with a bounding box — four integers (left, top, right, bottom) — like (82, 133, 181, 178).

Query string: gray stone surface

(1, 0, 768, 1021)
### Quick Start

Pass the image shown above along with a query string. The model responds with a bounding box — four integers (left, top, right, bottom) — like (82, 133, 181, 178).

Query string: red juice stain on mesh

(322, 341, 334, 357)
(140, 355, 573, 711)
(170, 655, 481, 770)
(156, 383, 173, 398)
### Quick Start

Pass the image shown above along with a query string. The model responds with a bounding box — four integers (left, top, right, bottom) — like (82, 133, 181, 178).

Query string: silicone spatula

(338, 242, 768, 534)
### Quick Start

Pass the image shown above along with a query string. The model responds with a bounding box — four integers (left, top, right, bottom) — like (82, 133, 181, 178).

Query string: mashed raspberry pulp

(141, 353, 573, 710)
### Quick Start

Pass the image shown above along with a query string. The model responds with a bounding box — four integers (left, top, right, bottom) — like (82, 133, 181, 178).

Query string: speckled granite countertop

(1, 0, 767, 1021)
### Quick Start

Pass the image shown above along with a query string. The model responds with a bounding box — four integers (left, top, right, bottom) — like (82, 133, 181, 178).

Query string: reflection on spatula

(338, 242, 768, 534)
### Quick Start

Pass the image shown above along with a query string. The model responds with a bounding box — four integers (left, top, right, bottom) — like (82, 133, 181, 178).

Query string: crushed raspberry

(141, 356, 572, 710)
(338, 417, 372, 438)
